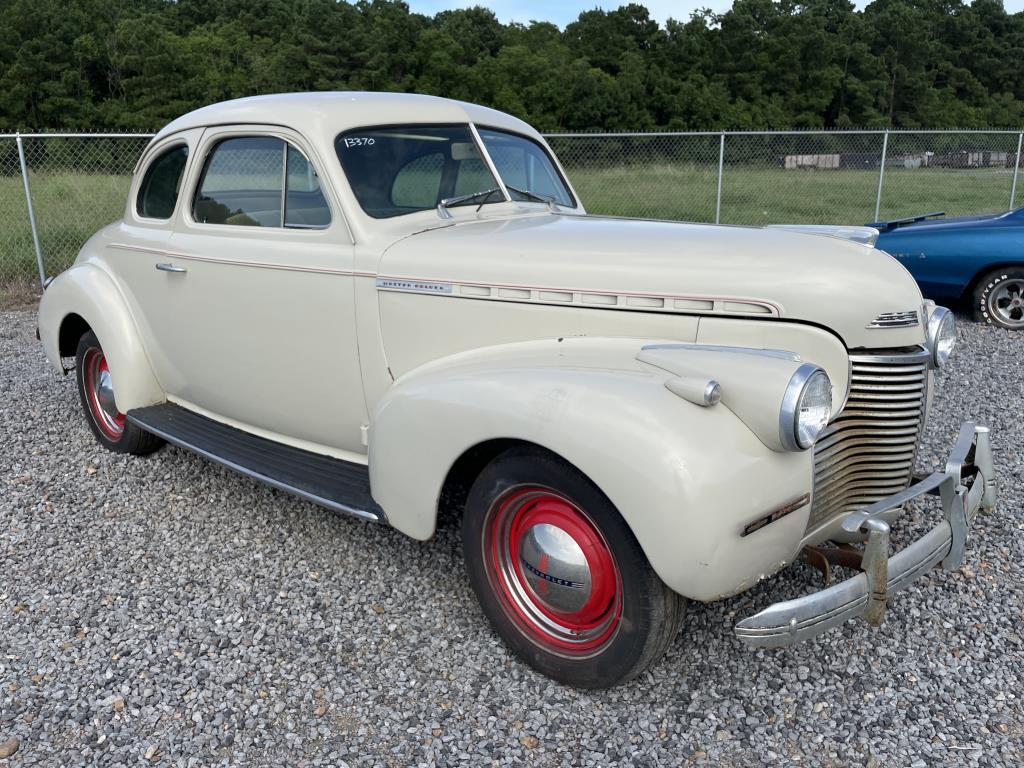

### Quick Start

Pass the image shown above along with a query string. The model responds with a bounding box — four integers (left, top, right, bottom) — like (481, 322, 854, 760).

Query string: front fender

(38, 263, 163, 411)
(369, 337, 815, 601)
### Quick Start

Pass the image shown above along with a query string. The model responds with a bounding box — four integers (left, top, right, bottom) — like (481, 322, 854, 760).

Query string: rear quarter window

(137, 144, 189, 219)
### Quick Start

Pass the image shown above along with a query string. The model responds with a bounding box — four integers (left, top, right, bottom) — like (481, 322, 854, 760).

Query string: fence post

(715, 132, 725, 224)
(15, 132, 46, 289)
(1011, 132, 1023, 210)
(874, 130, 889, 222)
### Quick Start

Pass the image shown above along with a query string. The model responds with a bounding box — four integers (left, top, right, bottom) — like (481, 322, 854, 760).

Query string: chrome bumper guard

(735, 423, 997, 648)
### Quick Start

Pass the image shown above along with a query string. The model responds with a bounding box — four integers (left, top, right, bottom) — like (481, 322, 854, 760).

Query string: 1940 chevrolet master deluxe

(38, 93, 997, 688)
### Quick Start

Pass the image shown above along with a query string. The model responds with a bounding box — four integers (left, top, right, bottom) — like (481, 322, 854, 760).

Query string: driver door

(126, 126, 366, 455)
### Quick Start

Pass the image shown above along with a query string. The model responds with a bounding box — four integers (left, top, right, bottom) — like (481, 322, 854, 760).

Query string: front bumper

(735, 422, 997, 648)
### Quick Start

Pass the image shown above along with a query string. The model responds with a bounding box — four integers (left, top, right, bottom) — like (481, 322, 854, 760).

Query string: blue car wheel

(975, 267, 1024, 330)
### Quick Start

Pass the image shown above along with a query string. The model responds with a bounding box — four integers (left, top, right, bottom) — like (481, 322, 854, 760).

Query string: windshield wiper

(505, 185, 558, 208)
(437, 187, 505, 219)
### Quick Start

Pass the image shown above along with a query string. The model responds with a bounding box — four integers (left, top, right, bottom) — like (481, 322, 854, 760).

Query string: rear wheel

(75, 330, 164, 455)
(974, 267, 1024, 330)
(462, 447, 684, 688)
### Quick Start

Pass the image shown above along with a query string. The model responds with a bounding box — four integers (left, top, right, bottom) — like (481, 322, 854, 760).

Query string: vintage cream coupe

(38, 93, 997, 688)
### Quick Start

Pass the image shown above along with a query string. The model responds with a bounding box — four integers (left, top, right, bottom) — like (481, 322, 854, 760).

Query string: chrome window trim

(283, 142, 332, 231)
(279, 140, 288, 227)
(469, 122, 512, 204)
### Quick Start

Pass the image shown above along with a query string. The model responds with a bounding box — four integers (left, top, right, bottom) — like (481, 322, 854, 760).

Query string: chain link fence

(548, 129, 1023, 226)
(1, 133, 152, 304)
(2, 129, 1022, 305)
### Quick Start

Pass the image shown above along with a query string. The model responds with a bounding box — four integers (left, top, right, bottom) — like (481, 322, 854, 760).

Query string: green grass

(1, 172, 133, 301)
(2, 165, 1018, 308)
(568, 163, 1018, 225)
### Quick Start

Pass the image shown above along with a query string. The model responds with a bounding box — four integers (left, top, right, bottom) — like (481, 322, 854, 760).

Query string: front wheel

(75, 330, 164, 455)
(974, 267, 1024, 330)
(462, 448, 684, 688)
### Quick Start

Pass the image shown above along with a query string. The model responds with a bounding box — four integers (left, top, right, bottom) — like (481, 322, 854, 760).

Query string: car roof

(153, 91, 539, 142)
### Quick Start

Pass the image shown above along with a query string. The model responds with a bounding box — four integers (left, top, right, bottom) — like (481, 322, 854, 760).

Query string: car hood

(875, 207, 1023, 234)
(389, 214, 927, 349)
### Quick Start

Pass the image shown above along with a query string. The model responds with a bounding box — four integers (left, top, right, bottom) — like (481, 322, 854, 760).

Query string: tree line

(1, 0, 1022, 132)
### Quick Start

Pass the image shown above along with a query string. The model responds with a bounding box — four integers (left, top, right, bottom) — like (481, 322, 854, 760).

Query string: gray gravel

(1, 309, 1022, 767)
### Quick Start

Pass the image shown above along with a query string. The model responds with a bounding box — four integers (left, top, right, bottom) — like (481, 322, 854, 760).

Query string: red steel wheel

(74, 330, 164, 456)
(81, 346, 126, 440)
(485, 486, 623, 656)
(462, 448, 685, 688)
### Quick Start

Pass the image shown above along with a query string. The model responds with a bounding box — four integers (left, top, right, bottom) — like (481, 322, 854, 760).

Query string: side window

(137, 144, 189, 219)
(193, 136, 330, 228)
(194, 137, 283, 227)
(284, 145, 331, 228)
(391, 153, 444, 209)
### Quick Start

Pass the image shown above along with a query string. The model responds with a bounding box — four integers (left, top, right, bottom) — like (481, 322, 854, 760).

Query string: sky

(406, 0, 1024, 25)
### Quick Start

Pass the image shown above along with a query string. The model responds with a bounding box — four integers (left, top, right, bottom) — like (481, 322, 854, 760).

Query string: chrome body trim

(742, 492, 811, 537)
(866, 310, 920, 329)
(847, 347, 931, 365)
(766, 223, 880, 246)
(778, 363, 830, 451)
(125, 413, 383, 524)
(735, 423, 996, 648)
(704, 379, 722, 406)
(640, 343, 800, 362)
(663, 376, 722, 407)
(375, 277, 453, 295)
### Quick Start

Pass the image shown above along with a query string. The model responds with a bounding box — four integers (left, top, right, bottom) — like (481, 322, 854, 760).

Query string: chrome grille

(807, 348, 930, 532)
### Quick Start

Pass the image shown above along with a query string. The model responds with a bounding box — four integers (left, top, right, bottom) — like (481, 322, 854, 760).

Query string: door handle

(155, 262, 187, 273)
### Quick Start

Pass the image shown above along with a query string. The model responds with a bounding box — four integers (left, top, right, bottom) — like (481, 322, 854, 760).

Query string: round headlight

(780, 364, 833, 451)
(927, 306, 956, 368)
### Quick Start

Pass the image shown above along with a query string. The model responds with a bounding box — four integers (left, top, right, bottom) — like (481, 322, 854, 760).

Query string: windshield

(335, 124, 574, 219)
(475, 128, 574, 208)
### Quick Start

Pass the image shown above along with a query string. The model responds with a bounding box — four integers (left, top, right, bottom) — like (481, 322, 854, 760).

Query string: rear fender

(38, 263, 163, 411)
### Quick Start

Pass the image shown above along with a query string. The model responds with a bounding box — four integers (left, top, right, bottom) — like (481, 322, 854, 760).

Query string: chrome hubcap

(96, 367, 119, 423)
(989, 279, 1024, 328)
(84, 347, 125, 439)
(519, 522, 592, 614)
(484, 486, 621, 656)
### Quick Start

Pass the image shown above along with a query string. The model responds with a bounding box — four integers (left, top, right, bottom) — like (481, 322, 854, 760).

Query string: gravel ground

(1, 309, 1022, 767)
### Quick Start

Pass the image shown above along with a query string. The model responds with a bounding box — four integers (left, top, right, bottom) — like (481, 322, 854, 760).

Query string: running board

(127, 403, 384, 523)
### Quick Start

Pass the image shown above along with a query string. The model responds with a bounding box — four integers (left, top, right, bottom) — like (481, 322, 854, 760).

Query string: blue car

(870, 206, 1024, 329)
